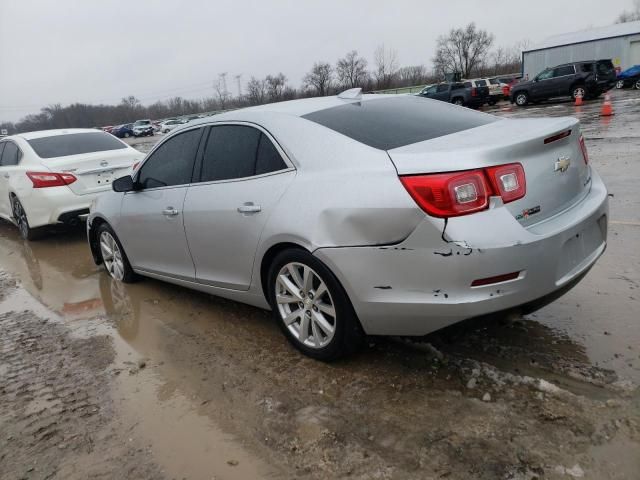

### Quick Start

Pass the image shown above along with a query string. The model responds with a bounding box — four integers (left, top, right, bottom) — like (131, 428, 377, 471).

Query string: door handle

(162, 207, 179, 216)
(237, 203, 261, 214)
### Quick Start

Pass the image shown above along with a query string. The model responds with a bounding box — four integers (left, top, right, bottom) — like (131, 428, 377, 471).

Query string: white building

(523, 21, 640, 78)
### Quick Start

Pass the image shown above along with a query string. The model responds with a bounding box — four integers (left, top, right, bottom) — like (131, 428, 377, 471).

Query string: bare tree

(397, 65, 427, 86)
(374, 44, 399, 89)
(246, 76, 267, 105)
(336, 50, 369, 88)
(616, 0, 640, 22)
(433, 23, 494, 79)
(303, 62, 333, 96)
(265, 73, 288, 102)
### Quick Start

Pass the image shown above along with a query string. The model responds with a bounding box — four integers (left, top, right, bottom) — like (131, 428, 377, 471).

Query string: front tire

(267, 249, 363, 361)
(11, 196, 45, 241)
(616, 80, 625, 89)
(97, 223, 137, 283)
(515, 92, 529, 106)
(635, 79, 640, 90)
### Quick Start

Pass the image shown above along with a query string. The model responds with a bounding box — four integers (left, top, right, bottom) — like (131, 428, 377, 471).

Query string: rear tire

(11, 196, 45, 241)
(635, 79, 640, 90)
(267, 249, 363, 361)
(124, 132, 130, 138)
(452, 97, 464, 106)
(97, 223, 137, 283)
(616, 80, 625, 89)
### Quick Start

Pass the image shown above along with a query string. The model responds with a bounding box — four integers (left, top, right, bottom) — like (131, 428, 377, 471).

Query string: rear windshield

(27, 132, 127, 159)
(302, 96, 497, 150)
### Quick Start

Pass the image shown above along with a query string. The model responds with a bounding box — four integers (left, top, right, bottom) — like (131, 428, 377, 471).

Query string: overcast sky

(0, 0, 634, 121)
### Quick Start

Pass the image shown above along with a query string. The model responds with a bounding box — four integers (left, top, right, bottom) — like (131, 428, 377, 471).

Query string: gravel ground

(0, 90, 639, 480)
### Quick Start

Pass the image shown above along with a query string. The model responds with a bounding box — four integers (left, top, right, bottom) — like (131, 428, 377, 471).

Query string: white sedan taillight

(26, 171, 77, 188)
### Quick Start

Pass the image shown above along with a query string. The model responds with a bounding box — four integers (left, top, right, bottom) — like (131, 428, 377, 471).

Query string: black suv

(510, 59, 616, 106)
(418, 82, 489, 108)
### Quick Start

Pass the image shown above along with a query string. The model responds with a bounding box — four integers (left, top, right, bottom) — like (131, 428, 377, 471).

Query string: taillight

(579, 135, 589, 164)
(471, 87, 477, 97)
(485, 163, 526, 203)
(26, 171, 77, 188)
(400, 163, 527, 218)
(400, 169, 491, 218)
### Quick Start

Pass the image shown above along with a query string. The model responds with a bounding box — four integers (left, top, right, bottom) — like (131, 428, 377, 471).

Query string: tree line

(2, 23, 526, 134)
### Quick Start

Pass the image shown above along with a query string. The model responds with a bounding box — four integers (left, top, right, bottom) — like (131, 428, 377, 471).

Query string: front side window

(200, 125, 287, 182)
(423, 86, 437, 95)
(537, 69, 554, 80)
(0, 141, 20, 166)
(436, 84, 449, 93)
(137, 128, 202, 189)
(475, 80, 487, 86)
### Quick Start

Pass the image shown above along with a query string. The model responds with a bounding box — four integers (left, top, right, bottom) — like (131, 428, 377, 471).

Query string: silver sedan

(87, 89, 608, 360)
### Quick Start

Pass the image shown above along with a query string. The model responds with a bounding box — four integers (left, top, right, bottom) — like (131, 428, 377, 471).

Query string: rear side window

(27, 132, 127, 159)
(137, 128, 202, 189)
(451, 83, 464, 90)
(0, 142, 21, 166)
(436, 84, 449, 93)
(581, 63, 594, 72)
(463, 81, 472, 88)
(302, 96, 497, 150)
(200, 125, 287, 182)
(597, 61, 614, 75)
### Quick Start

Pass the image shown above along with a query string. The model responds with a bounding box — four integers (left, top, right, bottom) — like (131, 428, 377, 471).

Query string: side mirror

(112, 175, 135, 193)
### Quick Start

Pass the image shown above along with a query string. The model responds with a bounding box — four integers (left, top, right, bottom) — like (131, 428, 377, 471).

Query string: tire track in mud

(0, 305, 163, 479)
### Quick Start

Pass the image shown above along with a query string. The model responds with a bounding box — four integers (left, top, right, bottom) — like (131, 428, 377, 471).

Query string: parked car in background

(615, 65, 640, 89)
(0, 129, 141, 240)
(87, 90, 607, 360)
(102, 126, 115, 134)
(160, 119, 187, 133)
(417, 82, 488, 108)
(466, 79, 500, 105)
(496, 75, 522, 99)
(511, 60, 616, 106)
(132, 119, 154, 137)
(112, 124, 134, 138)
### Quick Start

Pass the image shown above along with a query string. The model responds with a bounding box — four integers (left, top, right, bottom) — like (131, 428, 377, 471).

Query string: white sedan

(159, 119, 188, 134)
(0, 129, 142, 240)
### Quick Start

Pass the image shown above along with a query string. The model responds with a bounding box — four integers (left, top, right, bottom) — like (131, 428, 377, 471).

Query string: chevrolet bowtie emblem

(554, 156, 571, 173)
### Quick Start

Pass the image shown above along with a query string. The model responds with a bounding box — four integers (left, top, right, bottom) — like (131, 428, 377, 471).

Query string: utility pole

(235, 74, 242, 98)
(219, 72, 228, 98)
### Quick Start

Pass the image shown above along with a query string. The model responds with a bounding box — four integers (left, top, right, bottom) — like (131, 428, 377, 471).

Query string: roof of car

(13, 128, 104, 141)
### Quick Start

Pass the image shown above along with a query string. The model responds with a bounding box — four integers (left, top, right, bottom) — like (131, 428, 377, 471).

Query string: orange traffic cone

(575, 92, 583, 106)
(601, 92, 614, 116)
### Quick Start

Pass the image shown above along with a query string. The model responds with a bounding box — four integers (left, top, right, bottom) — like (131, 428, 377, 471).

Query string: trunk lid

(40, 148, 141, 195)
(388, 117, 591, 226)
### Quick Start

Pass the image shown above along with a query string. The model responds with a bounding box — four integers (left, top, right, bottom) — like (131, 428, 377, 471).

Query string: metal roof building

(522, 21, 640, 79)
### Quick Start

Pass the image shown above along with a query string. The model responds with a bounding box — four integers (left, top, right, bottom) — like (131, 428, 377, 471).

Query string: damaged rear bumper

(314, 169, 609, 336)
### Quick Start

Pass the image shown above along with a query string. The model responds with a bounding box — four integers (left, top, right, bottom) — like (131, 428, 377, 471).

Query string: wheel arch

(259, 241, 310, 299)
(87, 216, 110, 265)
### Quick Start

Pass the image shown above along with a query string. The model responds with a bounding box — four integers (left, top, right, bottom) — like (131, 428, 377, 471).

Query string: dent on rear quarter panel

(250, 113, 426, 250)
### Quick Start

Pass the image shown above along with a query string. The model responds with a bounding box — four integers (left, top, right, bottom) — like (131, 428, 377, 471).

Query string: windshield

(27, 132, 127, 159)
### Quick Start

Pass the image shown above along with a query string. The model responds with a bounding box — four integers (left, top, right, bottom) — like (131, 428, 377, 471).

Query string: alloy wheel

(616, 80, 624, 89)
(573, 87, 586, 99)
(100, 231, 125, 281)
(12, 199, 30, 239)
(635, 80, 640, 90)
(516, 94, 527, 106)
(275, 262, 336, 349)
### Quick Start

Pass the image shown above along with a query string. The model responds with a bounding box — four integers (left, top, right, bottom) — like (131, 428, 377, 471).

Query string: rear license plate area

(556, 219, 604, 282)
